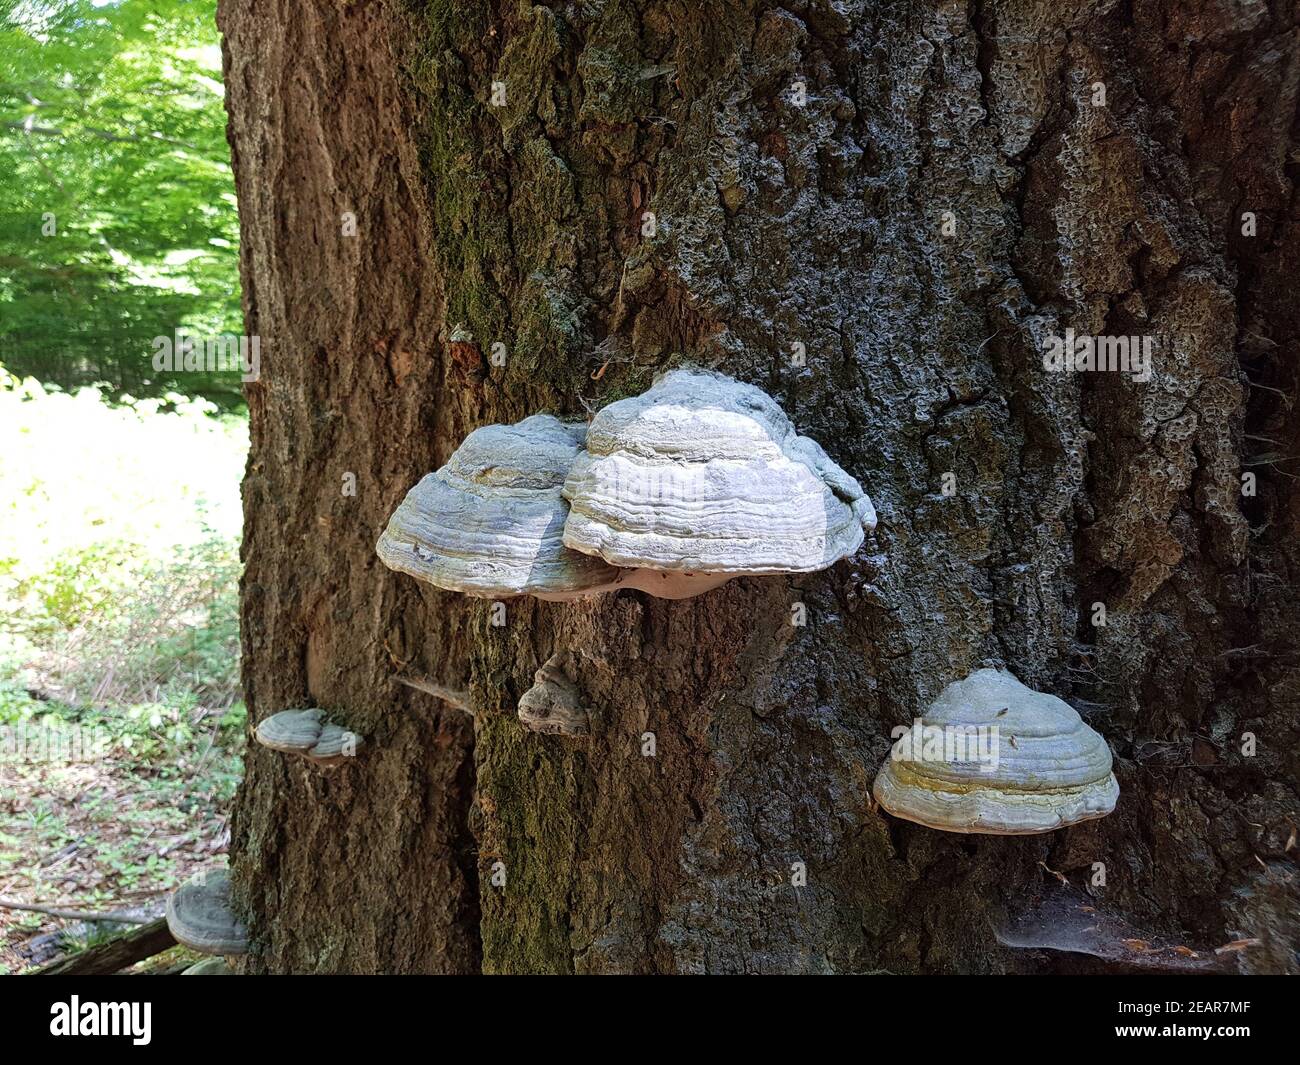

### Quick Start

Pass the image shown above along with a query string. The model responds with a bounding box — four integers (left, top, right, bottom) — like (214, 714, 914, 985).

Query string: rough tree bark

(219, 0, 1300, 974)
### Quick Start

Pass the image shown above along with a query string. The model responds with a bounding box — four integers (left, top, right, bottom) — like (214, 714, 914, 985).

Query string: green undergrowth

(0, 371, 247, 972)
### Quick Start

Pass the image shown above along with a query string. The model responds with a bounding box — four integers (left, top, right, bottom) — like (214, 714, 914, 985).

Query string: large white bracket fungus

(254, 708, 363, 766)
(872, 668, 1119, 835)
(377, 371, 876, 601)
(561, 368, 876, 597)
(165, 868, 248, 956)
(376, 415, 624, 601)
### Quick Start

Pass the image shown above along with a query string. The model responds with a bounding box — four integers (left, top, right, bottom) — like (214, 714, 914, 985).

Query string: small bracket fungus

(376, 414, 624, 601)
(254, 708, 363, 766)
(165, 869, 248, 957)
(517, 654, 589, 736)
(872, 668, 1118, 834)
(561, 368, 877, 598)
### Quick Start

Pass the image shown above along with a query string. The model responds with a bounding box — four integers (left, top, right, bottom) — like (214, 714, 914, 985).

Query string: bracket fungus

(165, 869, 248, 957)
(561, 368, 877, 598)
(378, 372, 877, 601)
(254, 708, 363, 766)
(376, 414, 624, 601)
(872, 668, 1118, 835)
(517, 654, 590, 736)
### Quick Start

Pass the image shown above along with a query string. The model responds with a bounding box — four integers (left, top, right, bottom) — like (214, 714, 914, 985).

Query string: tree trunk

(219, 0, 1300, 974)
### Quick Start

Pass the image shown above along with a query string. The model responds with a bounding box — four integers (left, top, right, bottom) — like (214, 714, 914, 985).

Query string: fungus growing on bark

(254, 708, 363, 766)
(517, 654, 589, 736)
(165, 869, 248, 956)
(561, 368, 876, 597)
(377, 414, 624, 601)
(872, 668, 1118, 834)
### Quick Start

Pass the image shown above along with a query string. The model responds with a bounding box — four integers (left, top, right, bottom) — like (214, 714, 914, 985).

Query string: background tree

(0, 0, 241, 405)
(221, 0, 1300, 973)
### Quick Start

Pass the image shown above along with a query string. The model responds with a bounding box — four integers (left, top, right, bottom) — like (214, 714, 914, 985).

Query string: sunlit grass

(0, 369, 245, 705)
(0, 371, 243, 570)
(0, 369, 246, 971)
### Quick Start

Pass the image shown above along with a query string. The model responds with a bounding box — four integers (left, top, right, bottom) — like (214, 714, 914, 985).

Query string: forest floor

(0, 688, 242, 973)
(0, 376, 247, 973)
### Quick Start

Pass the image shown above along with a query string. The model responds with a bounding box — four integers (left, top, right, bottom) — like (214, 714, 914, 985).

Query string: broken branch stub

(394, 674, 474, 714)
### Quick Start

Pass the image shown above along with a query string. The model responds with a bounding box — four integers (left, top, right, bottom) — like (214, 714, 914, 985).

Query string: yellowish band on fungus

(872, 668, 1119, 835)
(885, 754, 1110, 796)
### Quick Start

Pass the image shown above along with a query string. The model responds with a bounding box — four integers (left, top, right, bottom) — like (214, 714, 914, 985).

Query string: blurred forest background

(0, 0, 245, 973)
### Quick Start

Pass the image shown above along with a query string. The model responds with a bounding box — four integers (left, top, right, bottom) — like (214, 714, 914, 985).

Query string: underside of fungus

(376, 414, 623, 601)
(562, 368, 877, 586)
(254, 708, 363, 766)
(872, 668, 1119, 834)
(165, 868, 248, 956)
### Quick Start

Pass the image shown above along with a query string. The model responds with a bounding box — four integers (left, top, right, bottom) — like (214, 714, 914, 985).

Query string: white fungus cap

(561, 369, 876, 589)
(165, 868, 248, 956)
(872, 668, 1119, 835)
(254, 708, 363, 766)
(377, 414, 625, 601)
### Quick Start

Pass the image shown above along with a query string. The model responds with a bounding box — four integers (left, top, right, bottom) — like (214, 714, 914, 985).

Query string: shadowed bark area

(221, 0, 1300, 973)
(218, 0, 480, 973)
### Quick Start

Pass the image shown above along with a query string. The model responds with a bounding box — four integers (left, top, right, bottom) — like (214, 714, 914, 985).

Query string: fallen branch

(0, 898, 148, 924)
(31, 917, 176, 976)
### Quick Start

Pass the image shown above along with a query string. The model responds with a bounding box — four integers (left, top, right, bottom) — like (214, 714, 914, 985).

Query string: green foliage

(0, 373, 245, 948)
(0, 677, 246, 793)
(0, 370, 245, 706)
(0, 8, 242, 966)
(0, 0, 241, 406)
